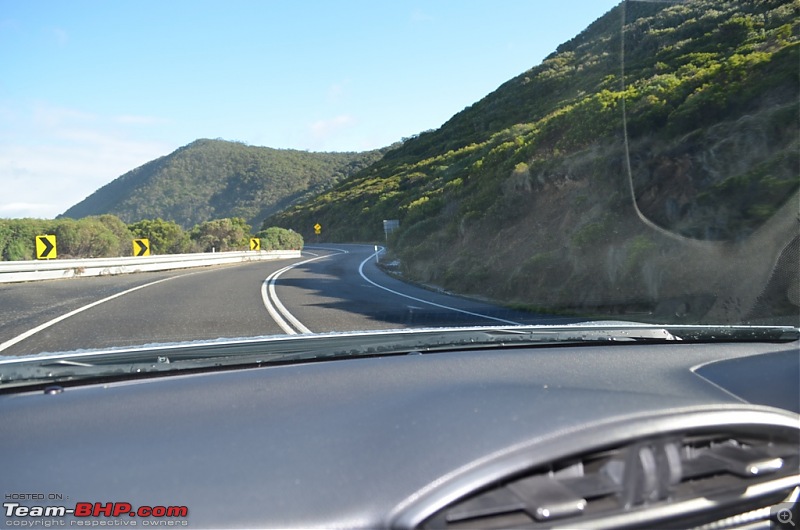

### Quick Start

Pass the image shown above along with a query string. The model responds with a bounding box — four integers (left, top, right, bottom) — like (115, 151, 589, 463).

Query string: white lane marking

(0, 275, 188, 353)
(305, 246, 350, 254)
(260, 250, 347, 334)
(358, 247, 522, 326)
(261, 262, 313, 334)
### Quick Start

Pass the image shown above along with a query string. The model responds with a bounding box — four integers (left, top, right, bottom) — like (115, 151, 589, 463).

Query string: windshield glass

(0, 0, 797, 364)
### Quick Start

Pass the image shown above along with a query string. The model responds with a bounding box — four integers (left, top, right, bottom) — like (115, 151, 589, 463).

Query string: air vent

(421, 434, 799, 529)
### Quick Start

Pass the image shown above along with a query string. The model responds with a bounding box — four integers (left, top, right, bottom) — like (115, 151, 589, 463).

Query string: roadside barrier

(0, 250, 302, 284)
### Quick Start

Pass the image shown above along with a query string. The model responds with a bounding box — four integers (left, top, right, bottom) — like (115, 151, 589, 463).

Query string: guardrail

(0, 250, 302, 284)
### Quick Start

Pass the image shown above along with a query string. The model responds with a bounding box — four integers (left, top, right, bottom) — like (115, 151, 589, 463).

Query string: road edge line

(0, 275, 187, 353)
(358, 248, 521, 326)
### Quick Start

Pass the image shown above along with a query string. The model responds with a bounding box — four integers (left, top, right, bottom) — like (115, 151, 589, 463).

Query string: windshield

(2, 4, 800, 530)
(0, 0, 797, 363)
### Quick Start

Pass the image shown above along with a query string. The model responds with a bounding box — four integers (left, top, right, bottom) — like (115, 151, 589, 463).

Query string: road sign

(314, 223, 322, 235)
(383, 219, 400, 240)
(35, 235, 57, 260)
(250, 238, 261, 251)
(133, 238, 151, 257)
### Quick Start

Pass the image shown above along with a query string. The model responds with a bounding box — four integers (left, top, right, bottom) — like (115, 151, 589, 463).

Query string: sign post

(383, 220, 399, 240)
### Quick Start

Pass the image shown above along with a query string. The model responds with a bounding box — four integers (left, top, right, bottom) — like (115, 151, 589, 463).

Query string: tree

(0, 219, 49, 260)
(128, 218, 191, 254)
(254, 227, 304, 250)
(189, 217, 251, 252)
(54, 218, 120, 258)
(92, 214, 134, 256)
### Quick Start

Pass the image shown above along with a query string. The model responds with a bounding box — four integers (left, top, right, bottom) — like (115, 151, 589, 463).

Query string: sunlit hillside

(267, 0, 799, 323)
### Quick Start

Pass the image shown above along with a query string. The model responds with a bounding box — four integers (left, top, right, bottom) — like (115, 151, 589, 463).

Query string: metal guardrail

(0, 250, 302, 284)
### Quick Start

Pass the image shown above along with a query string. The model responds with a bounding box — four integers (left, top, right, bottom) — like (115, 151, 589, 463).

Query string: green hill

(60, 139, 386, 229)
(266, 0, 799, 323)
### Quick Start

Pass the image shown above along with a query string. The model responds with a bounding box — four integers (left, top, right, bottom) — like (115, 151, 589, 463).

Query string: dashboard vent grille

(421, 434, 799, 529)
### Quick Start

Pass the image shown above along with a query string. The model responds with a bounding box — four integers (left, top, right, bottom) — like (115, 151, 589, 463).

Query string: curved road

(0, 244, 574, 357)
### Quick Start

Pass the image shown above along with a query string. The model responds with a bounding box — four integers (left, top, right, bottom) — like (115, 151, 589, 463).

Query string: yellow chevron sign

(250, 238, 261, 251)
(35, 235, 57, 259)
(133, 238, 151, 257)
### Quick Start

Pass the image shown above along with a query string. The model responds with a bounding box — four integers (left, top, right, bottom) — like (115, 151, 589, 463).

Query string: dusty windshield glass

(0, 0, 797, 361)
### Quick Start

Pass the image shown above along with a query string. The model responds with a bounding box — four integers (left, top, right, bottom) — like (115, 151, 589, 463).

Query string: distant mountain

(267, 0, 799, 323)
(60, 139, 386, 228)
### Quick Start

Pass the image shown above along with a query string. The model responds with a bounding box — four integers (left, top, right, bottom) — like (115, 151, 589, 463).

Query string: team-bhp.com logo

(4, 501, 188, 526)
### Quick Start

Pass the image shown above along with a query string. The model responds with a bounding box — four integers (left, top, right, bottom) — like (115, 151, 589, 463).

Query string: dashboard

(3, 338, 799, 529)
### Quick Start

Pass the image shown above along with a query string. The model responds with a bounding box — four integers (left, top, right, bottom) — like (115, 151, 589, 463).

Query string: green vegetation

(61, 139, 387, 229)
(254, 227, 304, 251)
(129, 218, 192, 255)
(190, 217, 252, 253)
(25, 0, 796, 322)
(265, 0, 798, 322)
(0, 216, 302, 260)
(0, 217, 134, 261)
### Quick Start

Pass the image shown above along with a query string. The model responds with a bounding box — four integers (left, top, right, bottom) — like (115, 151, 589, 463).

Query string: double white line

(260, 249, 347, 334)
(262, 245, 519, 335)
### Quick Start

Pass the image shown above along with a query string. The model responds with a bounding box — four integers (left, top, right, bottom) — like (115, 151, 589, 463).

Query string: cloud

(309, 114, 356, 139)
(0, 139, 169, 219)
(0, 102, 172, 219)
(0, 202, 57, 218)
(32, 104, 96, 129)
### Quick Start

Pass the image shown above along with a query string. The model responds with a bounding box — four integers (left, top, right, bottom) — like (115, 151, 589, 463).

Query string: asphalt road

(0, 244, 576, 357)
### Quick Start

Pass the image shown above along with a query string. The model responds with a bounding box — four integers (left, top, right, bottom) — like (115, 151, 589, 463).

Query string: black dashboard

(3, 339, 799, 528)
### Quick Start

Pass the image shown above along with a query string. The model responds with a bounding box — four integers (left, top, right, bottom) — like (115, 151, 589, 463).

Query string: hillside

(61, 139, 386, 228)
(266, 0, 799, 324)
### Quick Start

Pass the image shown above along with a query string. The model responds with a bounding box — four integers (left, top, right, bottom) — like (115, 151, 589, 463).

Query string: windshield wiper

(0, 325, 796, 390)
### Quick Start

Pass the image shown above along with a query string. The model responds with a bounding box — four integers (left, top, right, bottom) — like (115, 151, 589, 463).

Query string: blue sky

(1, 0, 620, 219)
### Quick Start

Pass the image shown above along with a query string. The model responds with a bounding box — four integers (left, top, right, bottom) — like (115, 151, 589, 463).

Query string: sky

(1, 0, 620, 219)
